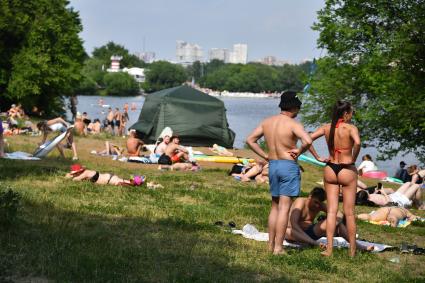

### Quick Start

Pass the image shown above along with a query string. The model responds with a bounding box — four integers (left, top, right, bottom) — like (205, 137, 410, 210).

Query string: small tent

(130, 85, 235, 147)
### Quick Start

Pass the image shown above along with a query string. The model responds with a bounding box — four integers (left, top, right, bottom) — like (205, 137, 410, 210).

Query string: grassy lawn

(0, 135, 424, 282)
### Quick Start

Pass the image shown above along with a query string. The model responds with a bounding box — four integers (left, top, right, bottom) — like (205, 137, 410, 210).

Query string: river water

(69, 95, 418, 174)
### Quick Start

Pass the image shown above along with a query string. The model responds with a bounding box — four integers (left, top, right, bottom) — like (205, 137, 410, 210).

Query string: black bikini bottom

(326, 162, 355, 176)
(90, 171, 99, 183)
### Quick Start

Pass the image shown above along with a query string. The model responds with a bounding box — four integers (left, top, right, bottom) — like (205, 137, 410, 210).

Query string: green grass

(0, 135, 424, 282)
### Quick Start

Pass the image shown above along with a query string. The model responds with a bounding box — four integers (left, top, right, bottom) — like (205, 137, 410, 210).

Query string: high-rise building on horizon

(209, 48, 229, 62)
(136, 51, 156, 63)
(229, 43, 248, 64)
(176, 40, 203, 64)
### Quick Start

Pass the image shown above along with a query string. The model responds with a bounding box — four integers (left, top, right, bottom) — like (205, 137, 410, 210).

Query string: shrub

(0, 187, 21, 226)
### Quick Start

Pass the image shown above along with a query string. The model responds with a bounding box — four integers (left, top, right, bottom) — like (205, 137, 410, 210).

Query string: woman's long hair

(329, 101, 352, 154)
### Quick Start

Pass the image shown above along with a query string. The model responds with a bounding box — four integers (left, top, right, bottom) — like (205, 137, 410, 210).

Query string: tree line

(77, 42, 310, 95)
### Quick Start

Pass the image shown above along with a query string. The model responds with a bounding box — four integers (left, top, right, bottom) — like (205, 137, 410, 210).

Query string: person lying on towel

(357, 207, 419, 227)
(285, 187, 373, 251)
(356, 182, 424, 209)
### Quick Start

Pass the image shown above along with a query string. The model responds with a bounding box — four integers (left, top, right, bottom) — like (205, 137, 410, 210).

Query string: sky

(69, 0, 325, 63)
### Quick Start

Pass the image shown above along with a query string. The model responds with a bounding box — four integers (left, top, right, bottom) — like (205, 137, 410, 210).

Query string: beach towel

(232, 224, 392, 253)
(128, 156, 152, 164)
(4, 151, 40, 160)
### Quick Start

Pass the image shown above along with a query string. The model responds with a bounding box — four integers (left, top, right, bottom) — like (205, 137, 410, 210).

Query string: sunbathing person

(158, 135, 190, 165)
(357, 207, 419, 227)
(37, 117, 78, 160)
(91, 141, 123, 156)
(232, 160, 269, 184)
(286, 187, 373, 251)
(158, 135, 198, 171)
(65, 164, 145, 186)
(357, 154, 378, 176)
(126, 129, 144, 156)
(407, 165, 424, 185)
(87, 119, 102, 134)
(154, 135, 170, 156)
(356, 182, 424, 209)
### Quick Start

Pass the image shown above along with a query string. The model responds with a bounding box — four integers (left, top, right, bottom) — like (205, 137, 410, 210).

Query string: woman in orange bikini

(309, 101, 360, 257)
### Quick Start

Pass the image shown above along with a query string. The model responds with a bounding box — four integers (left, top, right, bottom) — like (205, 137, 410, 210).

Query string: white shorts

(389, 192, 412, 208)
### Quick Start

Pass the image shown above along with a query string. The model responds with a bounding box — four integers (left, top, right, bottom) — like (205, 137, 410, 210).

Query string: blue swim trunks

(269, 160, 301, 197)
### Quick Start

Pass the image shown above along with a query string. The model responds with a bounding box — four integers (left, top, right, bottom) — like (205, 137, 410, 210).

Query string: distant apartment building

(136, 51, 156, 63)
(229, 43, 248, 64)
(262, 56, 277, 66)
(209, 48, 229, 62)
(255, 56, 291, 66)
(176, 40, 203, 64)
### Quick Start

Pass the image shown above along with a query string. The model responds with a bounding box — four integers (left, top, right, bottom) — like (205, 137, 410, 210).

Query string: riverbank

(0, 134, 424, 282)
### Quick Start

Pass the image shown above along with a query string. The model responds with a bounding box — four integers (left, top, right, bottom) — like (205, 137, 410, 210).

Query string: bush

(0, 187, 21, 226)
(104, 72, 140, 96)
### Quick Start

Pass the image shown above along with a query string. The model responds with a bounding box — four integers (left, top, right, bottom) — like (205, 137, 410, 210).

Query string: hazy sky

(69, 0, 325, 63)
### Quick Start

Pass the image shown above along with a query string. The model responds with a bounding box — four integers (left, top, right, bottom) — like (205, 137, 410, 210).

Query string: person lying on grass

(91, 141, 123, 156)
(65, 164, 145, 186)
(231, 160, 269, 184)
(285, 187, 373, 251)
(357, 207, 420, 227)
(356, 182, 424, 209)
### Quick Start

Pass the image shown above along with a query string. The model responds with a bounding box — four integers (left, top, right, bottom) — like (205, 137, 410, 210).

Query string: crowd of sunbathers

(1, 98, 424, 256)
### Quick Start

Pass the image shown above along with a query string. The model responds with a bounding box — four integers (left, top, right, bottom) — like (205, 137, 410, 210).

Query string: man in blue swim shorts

(246, 91, 312, 255)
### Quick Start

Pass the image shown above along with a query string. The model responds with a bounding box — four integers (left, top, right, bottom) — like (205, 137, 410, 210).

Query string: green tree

(144, 61, 187, 92)
(92, 42, 145, 69)
(103, 72, 139, 96)
(76, 57, 104, 95)
(0, 0, 85, 116)
(303, 0, 425, 162)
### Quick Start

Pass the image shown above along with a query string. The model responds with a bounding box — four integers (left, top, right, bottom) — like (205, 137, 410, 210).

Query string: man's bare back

(262, 114, 307, 160)
(245, 91, 312, 255)
(288, 197, 325, 230)
(127, 136, 143, 156)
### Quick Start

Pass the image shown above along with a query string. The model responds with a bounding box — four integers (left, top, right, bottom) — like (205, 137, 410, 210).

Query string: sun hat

(70, 164, 84, 173)
(279, 91, 302, 110)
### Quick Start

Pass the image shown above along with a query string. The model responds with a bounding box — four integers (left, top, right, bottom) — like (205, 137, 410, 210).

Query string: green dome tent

(130, 85, 235, 148)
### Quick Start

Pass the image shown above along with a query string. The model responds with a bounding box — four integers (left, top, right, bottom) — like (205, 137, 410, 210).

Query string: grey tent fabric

(130, 85, 235, 147)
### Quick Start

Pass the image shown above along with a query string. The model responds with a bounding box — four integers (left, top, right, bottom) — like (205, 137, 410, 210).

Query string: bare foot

(321, 250, 333, 257)
(319, 243, 327, 250)
(273, 248, 288, 256)
(268, 241, 275, 253)
(349, 248, 356, 257)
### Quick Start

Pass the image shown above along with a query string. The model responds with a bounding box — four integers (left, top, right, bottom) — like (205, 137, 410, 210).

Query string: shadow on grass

(0, 159, 71, 181)
(0, 198, 292, 282)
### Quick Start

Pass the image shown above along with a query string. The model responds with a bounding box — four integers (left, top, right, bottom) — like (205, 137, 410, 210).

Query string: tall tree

(0, 0, 86, 116)
(303, 0, 425, 162)
(92, 42, 145, 69)
(143, 61, 187, 92)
